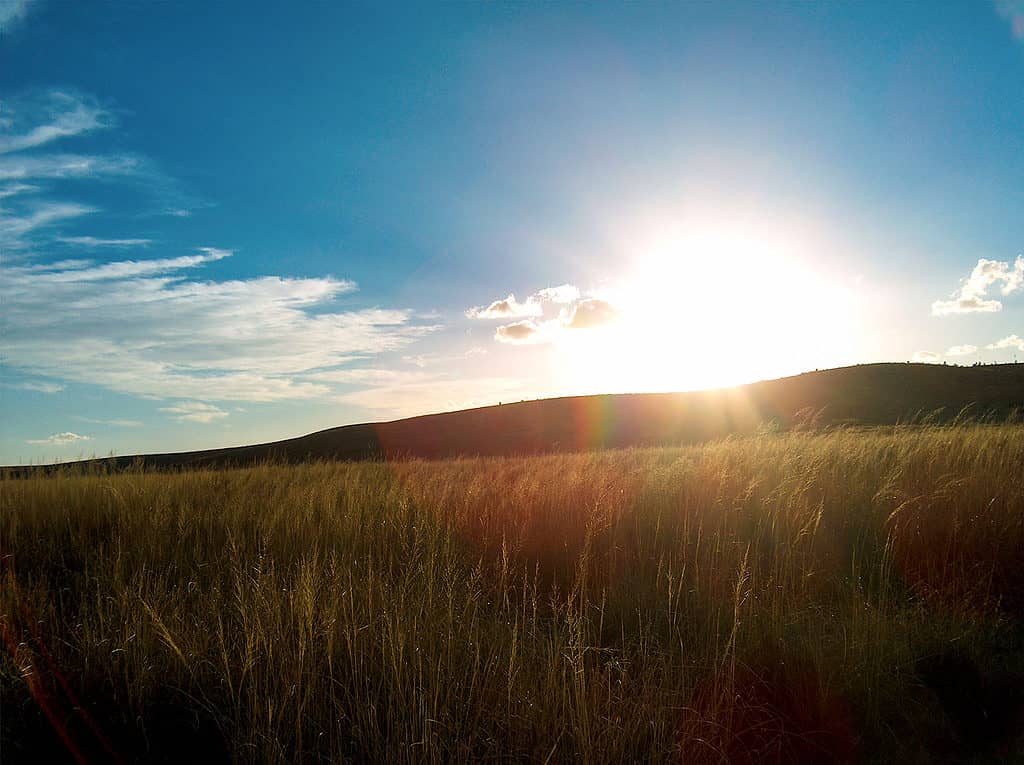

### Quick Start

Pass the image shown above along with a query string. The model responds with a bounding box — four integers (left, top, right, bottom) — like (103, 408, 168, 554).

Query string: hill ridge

(8, 362, 1024, 474)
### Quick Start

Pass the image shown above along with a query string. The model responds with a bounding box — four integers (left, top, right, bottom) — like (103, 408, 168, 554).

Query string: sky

(1, 1, 1022, 464)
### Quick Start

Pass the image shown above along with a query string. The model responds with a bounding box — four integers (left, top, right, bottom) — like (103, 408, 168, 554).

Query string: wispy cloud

(0, 201, 97, 248)
(0, 153, 140, 182)
(912, 351, 942, 363)
(0, 88, 438, 413)
(9, 380, 65, 393)
(57, 236, 153, 248)
(932, 256, 1024, 315)
(160, 401, 229, 423)
(987, 334, 1024, 352)
(73, 416, 144, 427)
(0, 89, 198, 249)
(26, 432, 91, 446)
(0, 91, 109, 155)
(996, 0, 1024, 40)
(0, 250, 436, 401)
(0, 0, 37, 30)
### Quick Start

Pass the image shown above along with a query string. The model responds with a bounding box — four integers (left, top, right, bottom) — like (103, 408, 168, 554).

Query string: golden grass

(3, 424, 1024, 763)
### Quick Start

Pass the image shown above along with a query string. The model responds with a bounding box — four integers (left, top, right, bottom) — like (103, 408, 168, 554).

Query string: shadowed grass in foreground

(3, 424, 1024, 762)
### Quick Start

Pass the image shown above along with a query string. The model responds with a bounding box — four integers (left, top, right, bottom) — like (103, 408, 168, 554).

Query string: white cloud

(57, 236, 153, 248)
(26, 432, 91, 446)
(533, 284, 580, 304)
(73, 416, 143, 427)
(562, 298, 619, 329)
(495, 319, 551, 345)
(0, 182, 38, 198)
(10, 380, 64, 393)
(466, 283, 581, 319)
(0, 153, 139, 182)
(466, 293, 543, 320)
(160, 401, 229, 424)
(0, 92, 109, 155)
(932, 256, 1024, 315)
(912, 351, 942, 363)
(0, 250, 437, 402)
(945, 344, 977, 357)
(0, 201, 97, 247)
(987, 334, 1024, 352)
(0, 0, 36, 29)
(996, 0, 1024, 40)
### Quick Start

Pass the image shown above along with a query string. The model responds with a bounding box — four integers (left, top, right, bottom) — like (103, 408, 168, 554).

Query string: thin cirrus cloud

(0, 90, 439, 408)
(160, 401, 229, 424)
(0, 90, 198, 247)
(26, 432, 91, 446)
(10, 380, 65, 393)
(57, 236, 153, 248)
(0, 91, 109, 155)
(0, 250, 438, 402)
(931, 256, 1024, 315)
(73, 416, 144, 428)
(996, 0, 1024, 40)
(0, 0, 37, 30)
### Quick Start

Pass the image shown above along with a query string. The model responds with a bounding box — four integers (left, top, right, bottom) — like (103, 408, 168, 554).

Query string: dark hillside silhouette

(8, 363, 1024, 474)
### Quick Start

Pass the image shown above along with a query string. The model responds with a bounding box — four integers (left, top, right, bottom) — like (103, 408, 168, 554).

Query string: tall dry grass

(3, 424, 1024, 763)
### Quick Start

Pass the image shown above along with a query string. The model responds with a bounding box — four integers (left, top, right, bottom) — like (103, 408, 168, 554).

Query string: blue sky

(1, 1, 1022, 464)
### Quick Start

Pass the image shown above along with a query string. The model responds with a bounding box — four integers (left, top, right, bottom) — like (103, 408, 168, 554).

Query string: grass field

(3, 423, 1024, 763)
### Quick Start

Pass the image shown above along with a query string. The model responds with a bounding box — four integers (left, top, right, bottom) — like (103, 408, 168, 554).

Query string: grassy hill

(11, 362, 1024, 472)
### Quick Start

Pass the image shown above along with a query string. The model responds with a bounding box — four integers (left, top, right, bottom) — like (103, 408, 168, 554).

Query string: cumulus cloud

(987, 334, 1024, 351)
(465, 294, 543, 320)
(945, 344, 978, 357)
(562, 298, 619, 329)
(931, 256, 1024, 315)
(160, 401, 229, 423)
(912, 351, 942, 363)
(471, 284, 619, 347)
(0, 250, 436, 402)
(26, 432, 91, 446)
(533, 284, 580, 304)
(495, 320, 550, 345)
(466, 284, 581, 319)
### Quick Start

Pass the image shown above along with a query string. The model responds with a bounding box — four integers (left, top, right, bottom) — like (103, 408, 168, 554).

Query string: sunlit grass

(3, 424, 1023, 762)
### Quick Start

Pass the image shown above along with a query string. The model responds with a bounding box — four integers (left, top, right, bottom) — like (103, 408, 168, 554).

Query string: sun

(554, 220, 864, 394)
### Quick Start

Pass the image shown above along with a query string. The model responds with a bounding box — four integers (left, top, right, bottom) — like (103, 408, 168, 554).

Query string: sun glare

(555, 220, 863, 394)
